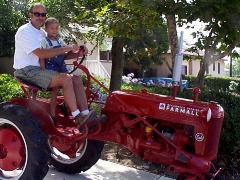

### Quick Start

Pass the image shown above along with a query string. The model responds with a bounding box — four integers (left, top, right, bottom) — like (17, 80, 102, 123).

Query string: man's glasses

(31, 12, 47, 17)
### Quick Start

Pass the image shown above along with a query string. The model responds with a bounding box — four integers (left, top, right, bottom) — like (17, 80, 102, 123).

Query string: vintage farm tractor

(0, 33, 224, 180)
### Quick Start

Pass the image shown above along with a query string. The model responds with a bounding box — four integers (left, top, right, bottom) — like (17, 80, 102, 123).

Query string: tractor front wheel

(0, 103, 50, 180)
(50, 139, 104, 174)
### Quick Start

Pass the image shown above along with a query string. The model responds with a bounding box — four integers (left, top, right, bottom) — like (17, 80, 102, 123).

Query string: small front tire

(50, 139, 104, 174)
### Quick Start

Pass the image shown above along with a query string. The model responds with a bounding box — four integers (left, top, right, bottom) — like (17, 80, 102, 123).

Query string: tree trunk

(195, 47, 212, 87)
(195, 58, 207, 87)
(230, 57, 233, 77)
(166, 14, 178, 75)
(109, 37, 124, 91)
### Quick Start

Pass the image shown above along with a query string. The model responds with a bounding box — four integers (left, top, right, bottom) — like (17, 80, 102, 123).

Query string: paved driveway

(44, 159, 174, 180)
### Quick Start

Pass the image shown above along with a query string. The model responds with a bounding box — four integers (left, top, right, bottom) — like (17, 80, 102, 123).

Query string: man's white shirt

(13, 22, 46, 69)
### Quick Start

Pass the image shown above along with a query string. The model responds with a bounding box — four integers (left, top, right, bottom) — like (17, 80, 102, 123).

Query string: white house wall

(184, 59, 226, 77)
(74, 40, 110, 78)
(152, 53, 226, 77)
(189, 60, 201, 76)
(101, 61, 112, 75)
(73, 39, 227, 78)
(208, 60, 226, 76)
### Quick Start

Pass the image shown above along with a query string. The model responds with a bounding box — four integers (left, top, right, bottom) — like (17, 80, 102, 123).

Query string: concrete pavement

(44, 159, 175, 180)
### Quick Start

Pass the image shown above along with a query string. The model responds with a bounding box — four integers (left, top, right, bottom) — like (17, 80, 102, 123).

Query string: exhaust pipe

(172, 31, 184, 98)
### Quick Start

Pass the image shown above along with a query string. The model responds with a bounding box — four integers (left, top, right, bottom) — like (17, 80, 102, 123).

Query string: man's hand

(66, 44, 79, 53)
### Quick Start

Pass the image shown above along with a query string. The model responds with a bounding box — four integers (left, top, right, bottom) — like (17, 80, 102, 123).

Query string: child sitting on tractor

(39, 17, 94, 122)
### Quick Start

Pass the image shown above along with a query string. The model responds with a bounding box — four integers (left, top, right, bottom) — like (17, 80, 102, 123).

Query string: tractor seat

(16, 78, 51, 99)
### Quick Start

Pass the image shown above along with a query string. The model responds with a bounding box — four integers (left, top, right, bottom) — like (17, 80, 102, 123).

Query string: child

(40, 17, 94, 124)
(40, 17, 67, 72)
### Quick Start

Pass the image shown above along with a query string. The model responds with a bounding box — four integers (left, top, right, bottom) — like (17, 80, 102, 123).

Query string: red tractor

(0, 55, 224, 179)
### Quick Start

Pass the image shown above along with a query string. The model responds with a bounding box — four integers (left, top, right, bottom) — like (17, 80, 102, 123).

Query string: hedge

(184, 75, 240, 93)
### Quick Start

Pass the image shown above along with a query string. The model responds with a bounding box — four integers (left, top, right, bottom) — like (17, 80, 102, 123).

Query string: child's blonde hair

(45, 17, 59, 28)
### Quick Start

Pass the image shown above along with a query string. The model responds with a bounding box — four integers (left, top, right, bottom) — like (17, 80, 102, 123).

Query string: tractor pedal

(58, 103, 69, 117)
(99, 114, 108, 123)
(77, 115, 106, 135)
(70, 114, 106, 136)
(87, 114, 107, 127)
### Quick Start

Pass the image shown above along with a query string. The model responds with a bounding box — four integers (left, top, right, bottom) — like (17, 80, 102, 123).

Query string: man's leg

(72, 75, 88, 111)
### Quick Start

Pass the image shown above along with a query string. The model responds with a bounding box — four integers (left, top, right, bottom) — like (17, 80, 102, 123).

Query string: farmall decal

(159, 103, 200, 116)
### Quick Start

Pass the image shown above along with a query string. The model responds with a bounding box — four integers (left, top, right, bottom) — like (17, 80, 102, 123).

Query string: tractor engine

(102, 89, 224, 178)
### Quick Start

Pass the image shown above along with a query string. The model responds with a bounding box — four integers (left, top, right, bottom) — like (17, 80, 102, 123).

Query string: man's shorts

(14, 66, 57, 90)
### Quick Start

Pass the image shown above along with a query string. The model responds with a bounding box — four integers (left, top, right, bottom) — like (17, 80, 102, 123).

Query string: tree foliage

(6, 0, 239, 89)
(183, 0, 240, 86)
(40, 0, 169, 90)
(0, 0, 27, 57)
(144, 0, 240, 86)
(124, 24, 169, 76)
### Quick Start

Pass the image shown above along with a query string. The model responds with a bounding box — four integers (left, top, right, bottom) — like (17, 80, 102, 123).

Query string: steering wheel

(68, 45, 86, 74)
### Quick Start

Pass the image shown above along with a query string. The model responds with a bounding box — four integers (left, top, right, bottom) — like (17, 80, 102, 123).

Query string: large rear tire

(50, 139, 104, 174)
(0, 103, 50, 180)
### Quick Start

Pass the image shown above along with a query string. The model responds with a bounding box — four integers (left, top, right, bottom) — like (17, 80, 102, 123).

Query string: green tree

(184, 0, 240, 86)
(41, 0, 169, 91)
(124, 24, 169, 77)
(0, 0, 27, 57)
(152, 0, 240, 86)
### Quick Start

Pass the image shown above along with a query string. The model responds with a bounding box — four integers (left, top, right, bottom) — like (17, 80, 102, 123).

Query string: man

(14, 3, 95, 126)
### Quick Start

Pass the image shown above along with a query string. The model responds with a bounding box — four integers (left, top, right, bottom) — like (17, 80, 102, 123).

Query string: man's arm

(33, 46, 77, 59)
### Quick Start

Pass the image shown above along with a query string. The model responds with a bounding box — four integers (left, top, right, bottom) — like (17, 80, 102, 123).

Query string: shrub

(184, 75, 240, 93)
(0, 74, 52, 101)
(0, 74, 23, 101)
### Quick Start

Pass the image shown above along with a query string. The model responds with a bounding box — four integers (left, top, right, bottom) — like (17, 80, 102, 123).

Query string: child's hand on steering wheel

(79, 45, 88, 57)
(70, 44, 79, 53)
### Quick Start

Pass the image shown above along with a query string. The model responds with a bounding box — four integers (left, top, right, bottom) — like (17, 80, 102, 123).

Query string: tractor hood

(104, 90, 224, 124)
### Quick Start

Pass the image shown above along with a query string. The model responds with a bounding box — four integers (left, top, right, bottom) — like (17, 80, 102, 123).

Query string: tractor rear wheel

(0, 103, 50, 180)
(50, 139, 104, 174)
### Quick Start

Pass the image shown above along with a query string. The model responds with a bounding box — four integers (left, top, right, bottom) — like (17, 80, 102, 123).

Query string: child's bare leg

(49, 73, 78, 112)
(72, 75, 88, 111)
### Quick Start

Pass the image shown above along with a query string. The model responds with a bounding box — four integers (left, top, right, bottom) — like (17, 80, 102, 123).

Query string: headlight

(207, 108, 212, 122)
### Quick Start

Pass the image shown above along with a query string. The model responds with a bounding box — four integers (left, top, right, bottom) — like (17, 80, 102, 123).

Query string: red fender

(10, 98, 56, 135)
